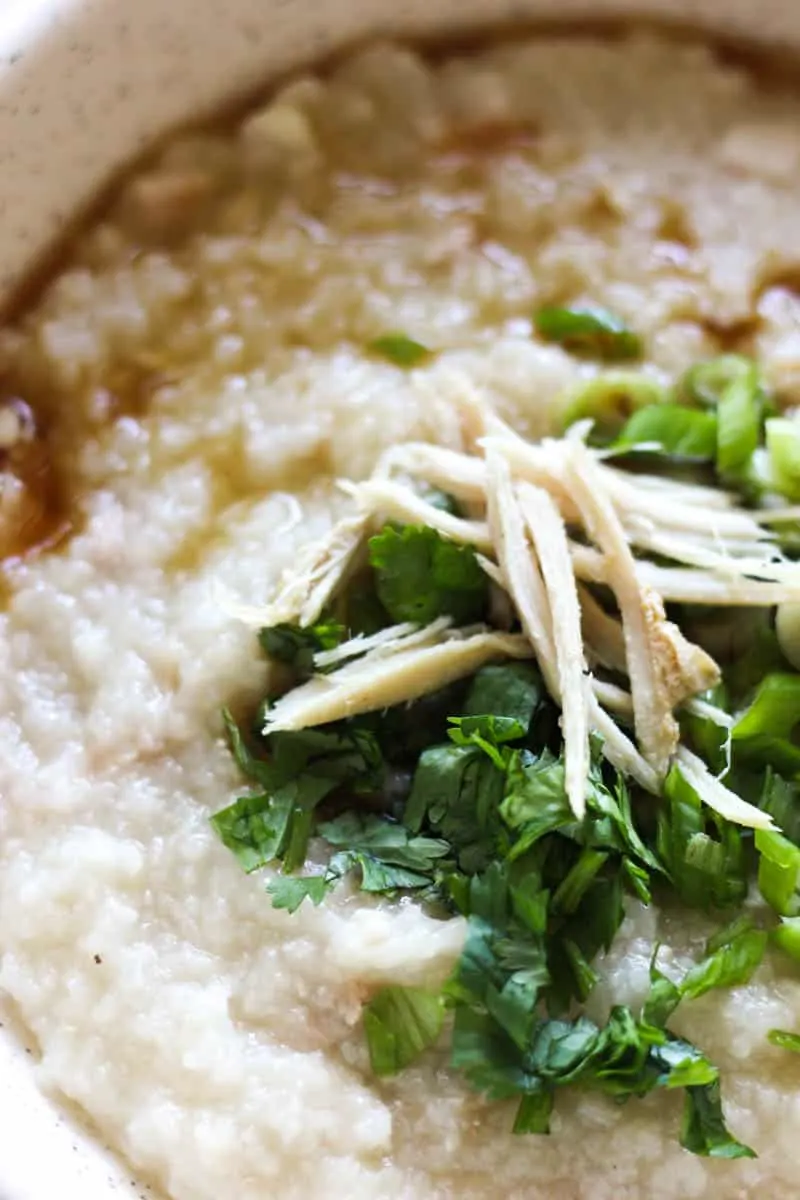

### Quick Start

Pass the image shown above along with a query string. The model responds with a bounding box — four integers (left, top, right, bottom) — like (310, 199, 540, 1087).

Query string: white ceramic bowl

(0, 0, 798, 1195)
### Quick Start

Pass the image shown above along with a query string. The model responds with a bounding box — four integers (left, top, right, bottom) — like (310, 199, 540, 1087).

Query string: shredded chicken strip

(625, 526, 797, 584)
(483, 435, 579, 519)
(755, 506, 800, 524)
(518, 481, 590, 819)
(313, 617, 451, 669)
(378, 442, 487, 503)
(564, 441, 676, 776)
(675, 747, 776, 830)
(484, 450, 558, 694)
(264, 629, 533, 731)
(222, 512, 368, 629)
(589, 698, 660, 794)
(600, 468, 766, 537)
(591, 680, 633, 716)
(342, 477, 492, 551)
(641, 587, 720, 709)
(604, 465, 737, 509)
(578, 586, 627, 674)
(570, 542, 799, 606)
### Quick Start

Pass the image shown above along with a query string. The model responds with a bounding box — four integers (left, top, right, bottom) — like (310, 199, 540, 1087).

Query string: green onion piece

(771, 915, 800, 962)
(768, 1028, 800, 1052)
(612, 403, 717, 460)
(534, 305, 642, 362)
(677, 354, 755, 409)
(732, 673, 800, 775)
(561, 371, 665, 440)
(368, 333, 432, 367)
(716, 359, 762, 478)
(756, 828, 800, 916)
(766, 417, 800, 501)
(733, 673, 800, 742)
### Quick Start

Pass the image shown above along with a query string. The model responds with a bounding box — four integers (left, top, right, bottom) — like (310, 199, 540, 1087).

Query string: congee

(5, 26, 800, 1200)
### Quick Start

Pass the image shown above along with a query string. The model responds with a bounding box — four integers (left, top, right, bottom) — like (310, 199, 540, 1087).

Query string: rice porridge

(3, 27, 800, 1200)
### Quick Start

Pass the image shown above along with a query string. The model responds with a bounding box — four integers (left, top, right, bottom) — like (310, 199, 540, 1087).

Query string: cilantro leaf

(211, 775, 335, 873)
(534, 305, 641, 361)
(368, 524, 488, 625)
(258, 620, 345, 675)
(405, 744, 506, 873)
(363, 985, 444, 1074)
(221, 706, 284, 789)
(680, 1081, 756, 1159)
(266, 874, 332, 913)
(500, 750, 573, 858)
(318, 811, 450, 894)
(448, 664, 543, 759)
(368, 333, 432, 368)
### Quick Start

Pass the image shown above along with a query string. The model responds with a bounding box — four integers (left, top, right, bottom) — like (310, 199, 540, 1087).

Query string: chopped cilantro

(259, 620, 345, 675)
(680, 1081, 755, 1159)
(267, 873, 332, 913)
(369, 524, 488, 625)
(212, 489, 780, 1158)
(364, 985, 445, 1074)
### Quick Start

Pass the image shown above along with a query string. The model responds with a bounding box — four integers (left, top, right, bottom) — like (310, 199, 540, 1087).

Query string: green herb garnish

(534, 305, 641, 361)
(369, 523, 488, 625)
(368, 333, 432, 368)
(210, 335, 800, 1158)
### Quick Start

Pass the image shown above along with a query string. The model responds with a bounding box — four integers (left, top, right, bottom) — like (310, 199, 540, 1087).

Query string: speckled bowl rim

(1, 0, 800, 1197)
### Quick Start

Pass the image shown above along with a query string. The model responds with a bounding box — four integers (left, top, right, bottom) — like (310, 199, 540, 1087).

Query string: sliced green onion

(756, 827, 800, 916)
(612, 403, 717, 460)
(716, 360, 762, 478)
(766, 417, 800, 501)
(678, 354, 756, 409)
(771, 915, 800, 962)
(369, 333, 432, 368)
(534, 305, 642, 362)
(561, 371, 665, 440)
(768, 1029, 800, 1052)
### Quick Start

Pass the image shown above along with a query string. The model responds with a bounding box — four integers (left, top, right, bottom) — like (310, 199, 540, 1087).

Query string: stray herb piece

(369, 333, 432, 368)
(534, 305, 641, 361)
